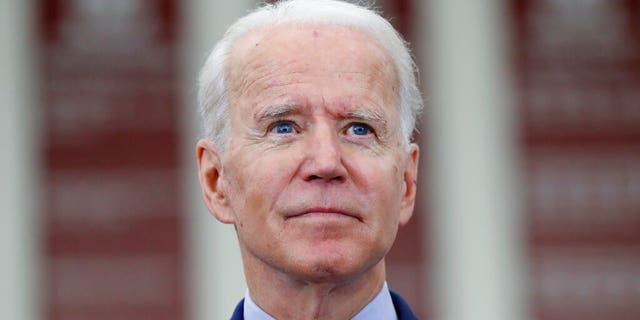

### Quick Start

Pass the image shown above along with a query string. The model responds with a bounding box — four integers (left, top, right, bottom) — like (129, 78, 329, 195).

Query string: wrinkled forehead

(225, 23, 400, 104)
(228, 23, 391, 62)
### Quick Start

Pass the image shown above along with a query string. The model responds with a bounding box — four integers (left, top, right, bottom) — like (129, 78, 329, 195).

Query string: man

(196, 0, 423, 319)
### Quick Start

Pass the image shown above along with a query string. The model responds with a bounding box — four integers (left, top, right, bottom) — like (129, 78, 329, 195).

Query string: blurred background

(1, 0, 639, 319)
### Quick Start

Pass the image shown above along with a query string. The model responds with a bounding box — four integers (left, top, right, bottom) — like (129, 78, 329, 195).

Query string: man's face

(198, 24, 419, 282)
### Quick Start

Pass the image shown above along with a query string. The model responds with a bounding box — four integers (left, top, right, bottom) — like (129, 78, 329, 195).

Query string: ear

(399, 143, 419, 226)
(196, 139, 235, 224)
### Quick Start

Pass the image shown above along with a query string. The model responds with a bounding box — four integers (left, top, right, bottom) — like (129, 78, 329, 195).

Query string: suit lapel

(390, 291, 420, 320)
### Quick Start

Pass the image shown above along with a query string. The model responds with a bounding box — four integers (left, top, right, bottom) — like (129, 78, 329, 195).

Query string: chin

(285, 248, 382, 284)
(291, 261, 359, 284)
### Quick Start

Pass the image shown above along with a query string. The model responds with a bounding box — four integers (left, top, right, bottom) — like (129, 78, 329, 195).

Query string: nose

(300, 125, 347, 183)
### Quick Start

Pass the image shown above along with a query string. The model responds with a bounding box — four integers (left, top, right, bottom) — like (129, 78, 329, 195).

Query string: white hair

(198, 0, 423, 151)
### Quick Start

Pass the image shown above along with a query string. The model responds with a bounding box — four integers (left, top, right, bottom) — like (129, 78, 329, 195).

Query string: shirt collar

(244, 289, 275, 320)
(243, 282, 398, 320)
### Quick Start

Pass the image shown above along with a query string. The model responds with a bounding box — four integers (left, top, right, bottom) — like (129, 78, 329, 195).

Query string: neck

(243, 254, 387, 320)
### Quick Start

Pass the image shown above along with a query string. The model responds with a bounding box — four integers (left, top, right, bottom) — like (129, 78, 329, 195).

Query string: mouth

(286, 207, 362, 222)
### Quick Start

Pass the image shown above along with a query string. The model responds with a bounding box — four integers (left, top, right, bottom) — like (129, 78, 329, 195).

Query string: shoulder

(390, 291, 421, 320)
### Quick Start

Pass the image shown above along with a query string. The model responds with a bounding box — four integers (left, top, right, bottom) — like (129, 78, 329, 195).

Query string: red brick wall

(39, 1, 184, 319)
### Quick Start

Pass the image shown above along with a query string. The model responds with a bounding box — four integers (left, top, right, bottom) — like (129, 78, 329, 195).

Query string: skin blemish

(312, 30, 320, 38)
(331, 99, 349, 113)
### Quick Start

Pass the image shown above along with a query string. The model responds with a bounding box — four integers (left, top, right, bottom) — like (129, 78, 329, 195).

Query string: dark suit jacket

(230, 290, 419, 320)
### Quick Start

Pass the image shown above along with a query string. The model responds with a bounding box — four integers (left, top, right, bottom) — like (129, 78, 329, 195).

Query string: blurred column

(0, 0, 41, 320)
(181, 1, 254, 320)
(418, 1, 528, 320)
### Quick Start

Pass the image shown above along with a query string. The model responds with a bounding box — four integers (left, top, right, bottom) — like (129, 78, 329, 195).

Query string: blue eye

(348, 123, 372, 136)
(272, 122, 295, 134)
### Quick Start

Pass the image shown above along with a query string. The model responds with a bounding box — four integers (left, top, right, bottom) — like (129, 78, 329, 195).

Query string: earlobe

(196, 139, 235, 224)
(399, 143, 419, 226)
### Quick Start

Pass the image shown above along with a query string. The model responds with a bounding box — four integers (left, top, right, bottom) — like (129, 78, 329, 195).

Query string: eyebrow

(254, 103, 389, 129)
(342, 110, 388, 127)
(254, 104, 304, 123)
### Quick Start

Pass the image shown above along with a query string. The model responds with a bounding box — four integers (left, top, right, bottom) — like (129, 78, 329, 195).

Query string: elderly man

(196, 0, 422, 319)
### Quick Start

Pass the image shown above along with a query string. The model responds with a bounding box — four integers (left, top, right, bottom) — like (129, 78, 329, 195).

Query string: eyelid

(351, 121, 373, 130)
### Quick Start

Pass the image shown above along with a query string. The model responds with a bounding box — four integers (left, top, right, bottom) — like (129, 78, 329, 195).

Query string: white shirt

(244, 282, 398, 320)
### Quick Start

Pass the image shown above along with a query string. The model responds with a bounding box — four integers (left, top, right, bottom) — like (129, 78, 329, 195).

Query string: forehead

(229, 23, 391, 65)
(226, 23, 399, 108)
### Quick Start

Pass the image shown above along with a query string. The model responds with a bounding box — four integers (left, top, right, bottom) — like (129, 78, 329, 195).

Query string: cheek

(356, 156, 403, 199)
(225, 151, 299, 219)
(351, 158, 404, 223)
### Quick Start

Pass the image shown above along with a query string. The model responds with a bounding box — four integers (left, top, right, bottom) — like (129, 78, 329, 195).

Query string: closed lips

(287, 208, 362, 221)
